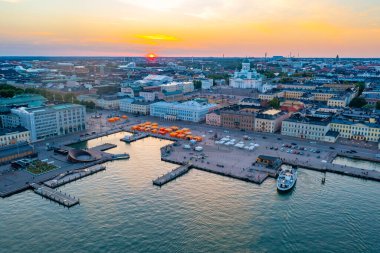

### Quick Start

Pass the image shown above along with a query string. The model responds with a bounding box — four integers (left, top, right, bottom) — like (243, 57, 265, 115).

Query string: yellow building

(0, 127, 30, 147)
(330, 120, 380, 142)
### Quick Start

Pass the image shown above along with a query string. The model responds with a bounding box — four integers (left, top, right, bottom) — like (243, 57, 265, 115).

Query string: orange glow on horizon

(0, 0, 379, 57)
(147, 53, 157, 60)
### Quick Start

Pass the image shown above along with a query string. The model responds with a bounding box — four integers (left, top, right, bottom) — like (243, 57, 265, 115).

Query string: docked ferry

(277, 166, 297, 192)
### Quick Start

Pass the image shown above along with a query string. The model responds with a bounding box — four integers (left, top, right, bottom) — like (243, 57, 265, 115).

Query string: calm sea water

(0, 132, 379, 253)
(333, 156, 380, 172)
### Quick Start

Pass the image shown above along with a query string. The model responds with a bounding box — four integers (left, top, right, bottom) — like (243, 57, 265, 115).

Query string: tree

(354, 82, 365, 96)
(376, 101, 380, 110)
(349, 97, 367, 108)
(279, 77, 293, 83)
(0, 84, 24, 98)
(269, 97, 280, 109)
(193, 80, 202, 89)
(79, 101, 96, 109)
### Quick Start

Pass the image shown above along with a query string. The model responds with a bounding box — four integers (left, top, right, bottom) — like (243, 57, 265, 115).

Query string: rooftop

(0, 126, 29, 136)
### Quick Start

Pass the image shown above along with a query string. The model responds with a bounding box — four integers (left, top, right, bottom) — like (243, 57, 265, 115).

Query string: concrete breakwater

(153, 164, 191, 186)
(30, 183, 79, 207)
(44, 165, 106, 188)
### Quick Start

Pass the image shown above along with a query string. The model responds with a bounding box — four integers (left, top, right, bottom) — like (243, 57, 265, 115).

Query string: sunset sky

(0, 0, 379, 57)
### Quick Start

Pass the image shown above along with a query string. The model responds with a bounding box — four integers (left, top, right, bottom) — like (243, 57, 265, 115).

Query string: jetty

(153, 164, 191, 186)
(44, 165, 106, 188)
(30, 183, 79, 207)
(91, 143, 117, 152)
(111, 153, 130, 160)
(120, 133, 149, 143)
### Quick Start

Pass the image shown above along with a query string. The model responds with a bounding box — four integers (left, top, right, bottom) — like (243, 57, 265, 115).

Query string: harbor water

(333, 155, 380, 172)
(0, 132, 379, 253)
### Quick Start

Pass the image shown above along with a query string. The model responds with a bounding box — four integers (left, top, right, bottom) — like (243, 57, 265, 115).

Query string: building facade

(0, 114, 20, 128)
(281, 115, 330, 141)
(150, 100, 216, 122)
(205, 111, 221, 126)
(330, 119, 380, 142)
(0, 126, 30, 147)
(220, 110, 255, 131)
(12, 104, 86, 141)
(255, 109, 290, 133)
(120, 101, 151, 115)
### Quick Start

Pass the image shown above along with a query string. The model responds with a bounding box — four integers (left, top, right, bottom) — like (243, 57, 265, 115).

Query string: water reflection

(332, 156, 380, 172)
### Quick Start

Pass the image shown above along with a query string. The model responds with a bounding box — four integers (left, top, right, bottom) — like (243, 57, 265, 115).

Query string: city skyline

(0, 0, 380, 57)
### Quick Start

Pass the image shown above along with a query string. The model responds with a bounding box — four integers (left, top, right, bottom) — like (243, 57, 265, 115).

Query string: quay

(153, 164, 191, 186)
(44, 165, 106, 188)
(30, 183, 79, 207)
(283, 159, 380, 182)
(91, 143, 117, 152)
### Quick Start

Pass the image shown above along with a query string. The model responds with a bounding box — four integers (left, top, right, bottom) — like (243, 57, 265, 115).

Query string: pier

(120, 133, 149, 143)
(153, 164, 191, 186)
(91, 143, 117, 152)
(30, 183, 79, 207)
(44, 165, 106, 188)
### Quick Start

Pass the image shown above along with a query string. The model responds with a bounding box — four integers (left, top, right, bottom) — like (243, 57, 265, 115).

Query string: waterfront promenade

(159, 136, 380, 186)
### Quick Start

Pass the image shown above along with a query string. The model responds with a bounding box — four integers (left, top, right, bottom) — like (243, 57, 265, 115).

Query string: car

(270, 147, 274, 150)
(291, 142, 297, 145)
(316, 150, 321, 153)
(277, 138, 282, 140)
(329, 147, 335, 150)
(274, 147, 278, 150)
(262, 136, 267, 139)
(350, 150, 357, 153)
(208, 130, 213, 133)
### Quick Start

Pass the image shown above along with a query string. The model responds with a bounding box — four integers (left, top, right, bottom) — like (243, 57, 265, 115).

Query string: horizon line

(1, 55, 380, 59)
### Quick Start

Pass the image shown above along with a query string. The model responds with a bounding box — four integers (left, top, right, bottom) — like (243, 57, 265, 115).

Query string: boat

(277, 166, 297, 192)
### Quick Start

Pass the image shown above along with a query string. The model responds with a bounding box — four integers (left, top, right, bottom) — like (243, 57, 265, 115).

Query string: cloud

(135, 34, 179, 41)
(0, 0, 23, 3)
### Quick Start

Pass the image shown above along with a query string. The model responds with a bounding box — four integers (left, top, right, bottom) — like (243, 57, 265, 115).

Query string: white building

(0, 114, 20, 128)
(139, 91, 156, 102)
(201, 79, 213, 89)
(12, 104, 86, 141)
(179, 82, 194, 93)
(120, 101, 151, 115)
(230, 61, 263, 90)
(150, 100, 217, 122)
(281, 115, 331, 141)
(95, 96, 120, 109)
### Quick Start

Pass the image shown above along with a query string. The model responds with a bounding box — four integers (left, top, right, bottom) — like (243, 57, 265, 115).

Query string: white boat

(277, 167, 297, 192)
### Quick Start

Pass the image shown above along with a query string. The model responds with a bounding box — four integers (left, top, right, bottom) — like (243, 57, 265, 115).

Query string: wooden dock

(153, 164, 191, 186)
(44, 165, 106, 188)
(30, 183, 79, 207)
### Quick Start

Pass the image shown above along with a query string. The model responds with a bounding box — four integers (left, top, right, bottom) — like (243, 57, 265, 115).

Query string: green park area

(26, 160, 58, 175)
